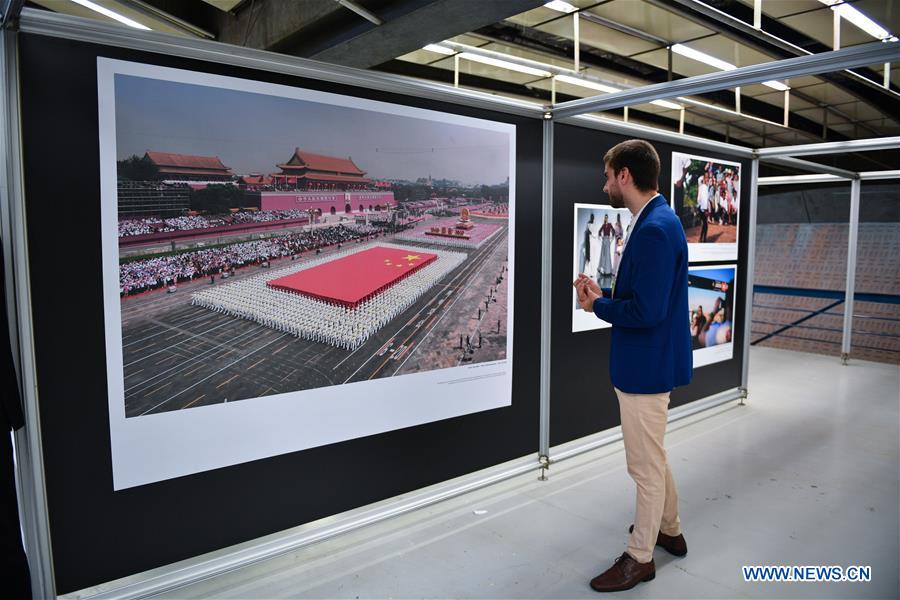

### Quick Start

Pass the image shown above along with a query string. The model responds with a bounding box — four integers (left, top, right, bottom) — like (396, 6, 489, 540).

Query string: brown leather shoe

(628, 524, 688, 556)
(589, 552, 655, 592)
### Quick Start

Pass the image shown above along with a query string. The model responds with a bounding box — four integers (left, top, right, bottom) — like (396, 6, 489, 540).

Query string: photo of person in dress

(598, 214, 615, 283)
(583, 213, 601, 283)
(572, 204, 632, 332)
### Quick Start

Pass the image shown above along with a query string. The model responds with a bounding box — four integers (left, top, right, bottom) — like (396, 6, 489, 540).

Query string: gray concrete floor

(162, 347, 900, 599)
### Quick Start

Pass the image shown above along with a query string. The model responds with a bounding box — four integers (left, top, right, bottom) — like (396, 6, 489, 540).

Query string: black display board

(18, 34, 542, 594)
(550, 123, 750, 446)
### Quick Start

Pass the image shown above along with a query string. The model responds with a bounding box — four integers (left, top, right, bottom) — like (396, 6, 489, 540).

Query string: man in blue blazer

(574, 140, 692, 592)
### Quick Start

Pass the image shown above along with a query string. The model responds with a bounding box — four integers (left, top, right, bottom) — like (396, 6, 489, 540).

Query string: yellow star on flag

(401, 254, 420, 261)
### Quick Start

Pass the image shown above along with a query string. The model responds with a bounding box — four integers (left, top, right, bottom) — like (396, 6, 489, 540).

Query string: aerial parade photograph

(108, 68, 514, 419)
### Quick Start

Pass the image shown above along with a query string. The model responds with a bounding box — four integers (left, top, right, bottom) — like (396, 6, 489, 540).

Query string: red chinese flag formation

(267, 246, 438, 308)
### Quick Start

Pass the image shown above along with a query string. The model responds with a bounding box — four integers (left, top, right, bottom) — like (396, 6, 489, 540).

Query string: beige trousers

(615, 387, 681, 564)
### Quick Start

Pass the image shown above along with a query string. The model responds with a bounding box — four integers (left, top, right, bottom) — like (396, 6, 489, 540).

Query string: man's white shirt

(614, 193, 659, 280)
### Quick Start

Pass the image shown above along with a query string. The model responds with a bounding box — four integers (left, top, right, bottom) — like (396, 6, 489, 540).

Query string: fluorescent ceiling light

(651, 99, 683, 110)
(555, 74, 619, 93)
(458, 52, 552, 78)
(819, 0, 895, 40)
(557, 75, 682, 109)
(671, 43, 736, 71)
(544, 1, 578, 14)
(423, 44, 455, 55)
(68, 0, 151, 30)
(679, 96, 783, 127)
(672, 44, 789, 91)
(762, 80, 790, 91)
(556, 75, 683, 109)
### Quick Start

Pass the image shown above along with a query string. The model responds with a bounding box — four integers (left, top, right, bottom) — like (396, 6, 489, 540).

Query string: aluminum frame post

(740, 158, 759, 403)
(760, 155, 857, 179)
(757, 171, 900, 185)
(538, 117, 553, 479)
(841, 178, 861, 365)
(0, 0, 24, 27)
(757, 173, 848, 185)
(757, 136, 900, 158)
(0, 27, 55, 598)
(563, 114, 754, 158)
(552, 41, 900, 119)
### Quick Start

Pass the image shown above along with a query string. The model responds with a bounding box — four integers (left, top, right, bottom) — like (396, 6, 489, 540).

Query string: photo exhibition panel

(551, 123, 750, 447)
(19, 33, 542, 594)
(101, 59, 517, 490)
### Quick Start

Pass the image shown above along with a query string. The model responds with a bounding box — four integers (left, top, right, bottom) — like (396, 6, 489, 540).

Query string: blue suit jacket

(592, 194, 693, 394)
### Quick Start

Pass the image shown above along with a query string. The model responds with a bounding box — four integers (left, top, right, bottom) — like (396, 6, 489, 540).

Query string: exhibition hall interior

(1, 0, 898, 598)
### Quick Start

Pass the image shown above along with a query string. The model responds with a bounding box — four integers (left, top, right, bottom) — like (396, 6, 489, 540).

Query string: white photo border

(688, 263, 738, 369)
(98, 58, 516, 490)
(571, 202, 632, 333)
(670, 151, 741, 263)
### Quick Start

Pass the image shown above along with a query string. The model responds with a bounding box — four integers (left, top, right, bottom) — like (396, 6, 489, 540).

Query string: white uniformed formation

(190, 242, 466, 351)
(394, 222, 502, 250)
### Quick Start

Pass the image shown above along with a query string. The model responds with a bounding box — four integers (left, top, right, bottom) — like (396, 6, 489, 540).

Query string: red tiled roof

(301, 173, 371, 183)
(239, 174, 274, 185)
(145, 151, 232, 174)
(156, 167, 233, 176)
(280, 148, 365, 175)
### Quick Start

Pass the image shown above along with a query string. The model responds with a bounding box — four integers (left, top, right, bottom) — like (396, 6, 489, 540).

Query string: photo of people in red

(671, 152, 741, 262)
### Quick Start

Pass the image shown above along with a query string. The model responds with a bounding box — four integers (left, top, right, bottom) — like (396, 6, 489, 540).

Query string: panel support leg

(538, 454, 550, 481)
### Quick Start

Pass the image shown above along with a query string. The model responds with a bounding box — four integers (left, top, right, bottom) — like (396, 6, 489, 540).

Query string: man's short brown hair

(603, 139, 660, 192)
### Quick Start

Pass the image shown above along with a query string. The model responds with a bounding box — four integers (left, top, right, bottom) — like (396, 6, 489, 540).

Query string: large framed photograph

(670, 151, 741, 262)
(572, 203, 633, 332)
(688, 265, 737, 368)
(99, 59, 515, 489)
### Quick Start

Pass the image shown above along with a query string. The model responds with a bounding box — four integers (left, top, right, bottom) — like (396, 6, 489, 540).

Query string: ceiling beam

(214, 0, 344, 50)
(760, 155, 858, 179)
(757, 136, 900, 158)
(649, 0, 900, 122)
(309, 0, 546, 68)
(552, 42, 900, 118)
(474, 23, 853, 143)
(373, 58, 774, 144)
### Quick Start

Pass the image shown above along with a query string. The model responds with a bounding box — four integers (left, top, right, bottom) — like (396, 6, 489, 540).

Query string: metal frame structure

(740, 158, 760, 402)
(756, 166, 900, 365)
(0, 25, 56, 599)
(538, 117, 553, 477)
(3, 6, 899, 598)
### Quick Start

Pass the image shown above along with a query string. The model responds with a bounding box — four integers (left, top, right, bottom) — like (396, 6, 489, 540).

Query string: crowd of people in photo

(119, 224, 385, 296)
(229, 209, 310, 224)
(676, 159, 740, 243)
(470, 203, 509, 216)
(117, 210, 320, 238)
(394, 222, 501, 250)
(118, 215, 225, 237)
(690, 297, 733, 350)
(190, 243, 466, 351)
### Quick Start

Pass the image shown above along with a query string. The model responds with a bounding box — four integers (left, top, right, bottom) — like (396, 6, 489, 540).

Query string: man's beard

(607, 188, 624, 209)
